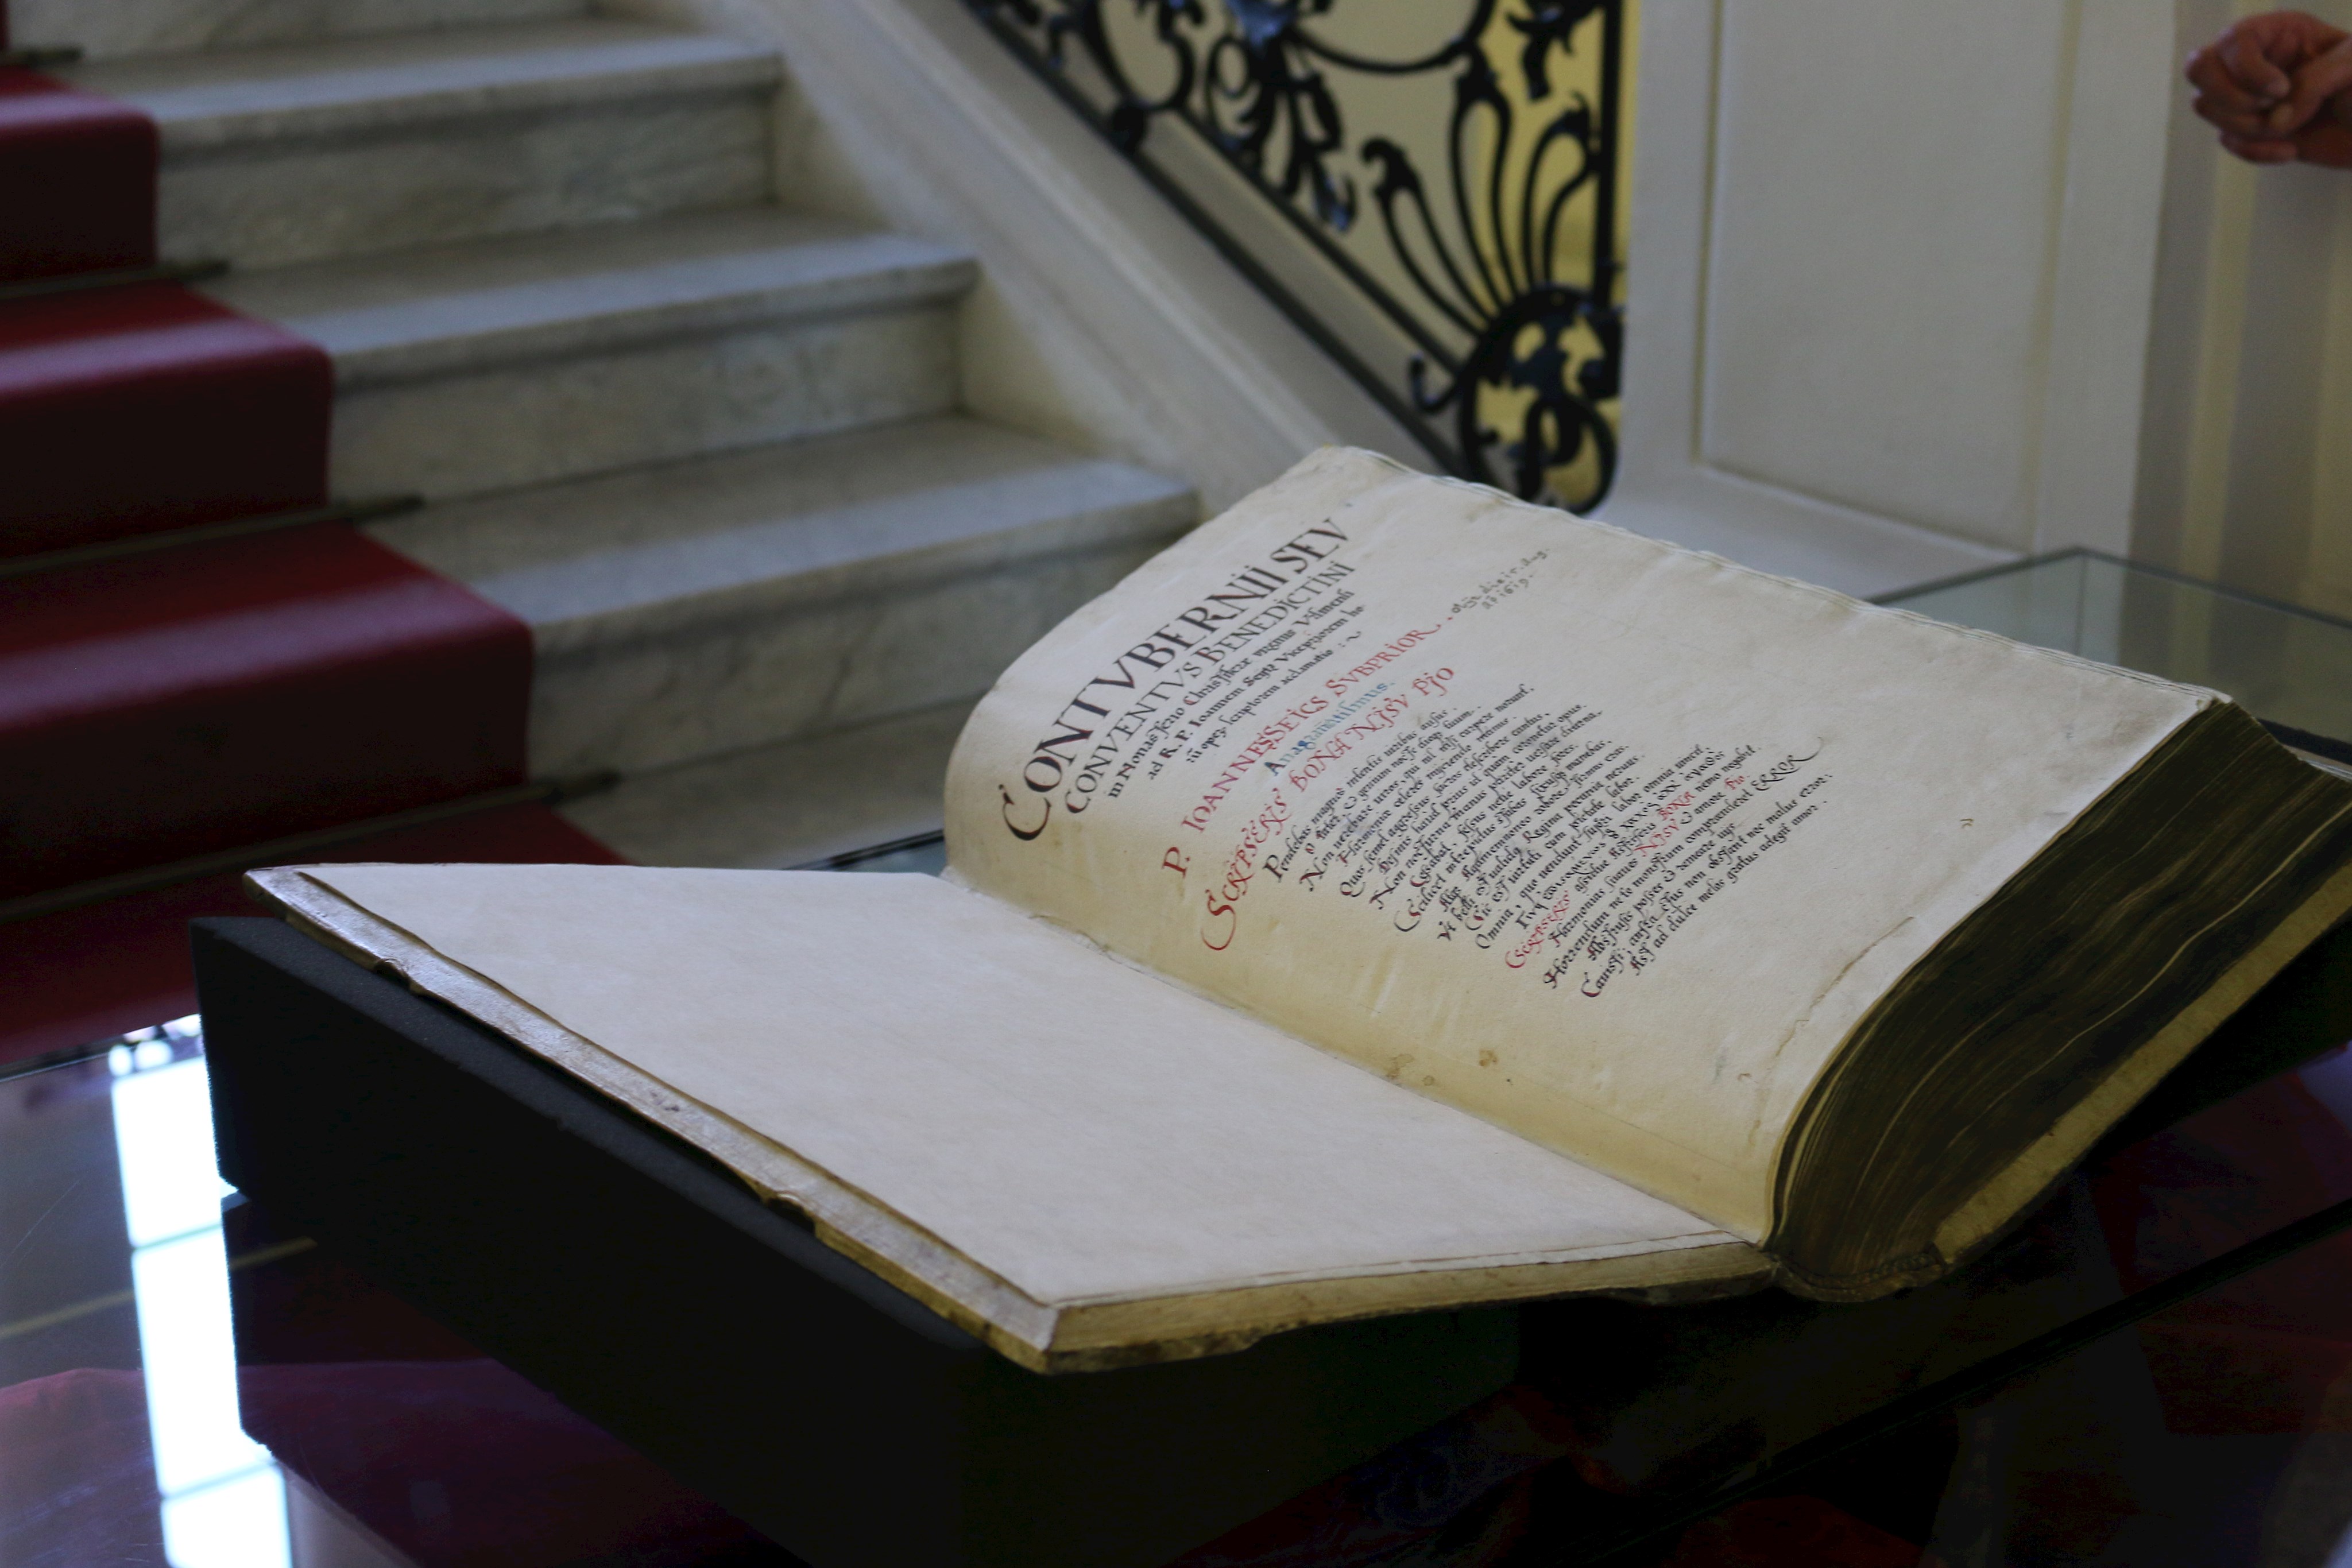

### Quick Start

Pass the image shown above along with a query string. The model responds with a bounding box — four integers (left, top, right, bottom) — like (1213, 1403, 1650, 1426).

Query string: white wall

(2137, 0, 2352, 620)
(1606, 0, 2180, 597)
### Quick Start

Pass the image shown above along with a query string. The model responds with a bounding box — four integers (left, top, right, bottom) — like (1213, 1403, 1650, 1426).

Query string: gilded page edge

(1047, 1239, 1771, 1362)
(1927, 853, 2352, 1279)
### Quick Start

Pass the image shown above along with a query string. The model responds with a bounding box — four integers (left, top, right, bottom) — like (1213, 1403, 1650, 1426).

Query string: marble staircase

(204, 212, 976, 500)
(79, 21, 780, 268)
(49, 0, 1196, 866)
(14, 0, 584, 59)
(375, 414, 1196, 779)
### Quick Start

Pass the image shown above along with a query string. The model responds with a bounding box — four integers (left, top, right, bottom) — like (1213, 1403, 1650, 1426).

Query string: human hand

(2187, 10, 2352, 168)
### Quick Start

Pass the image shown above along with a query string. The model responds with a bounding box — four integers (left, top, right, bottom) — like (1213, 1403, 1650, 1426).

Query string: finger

(2294, 123, 2352, 168)
(2189, 79, 2270, 129)
(2193, 88, 2278, 135)
(2286, 121, 2352, 168)
(2221, 130, 2301, 164)
(2282, 9, 2352, 53)
(2241, 9, 2352, 64)
(2189, 38, 2278, 113)
(2221, 25, 2295, 101)
(2275, 34, 2352, 125)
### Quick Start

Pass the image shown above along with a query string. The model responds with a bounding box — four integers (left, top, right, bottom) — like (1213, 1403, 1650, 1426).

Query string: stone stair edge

(11, 0, 587, 65)
(370, 415, 1199, 651)
(555, 698, 976, 872)
(489, 486, 1195, 656)
(68, 20, 780, 151)
(205, 213, 980, 390)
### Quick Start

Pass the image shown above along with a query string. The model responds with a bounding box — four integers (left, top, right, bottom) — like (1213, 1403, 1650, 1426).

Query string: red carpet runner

(0, 281, 330, 552)
(0, 67, 152, 285)
(0, 55, 620, 1069)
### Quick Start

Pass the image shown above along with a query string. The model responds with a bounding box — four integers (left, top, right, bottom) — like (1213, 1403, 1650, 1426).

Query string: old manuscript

(254, 449, 2352, 1368)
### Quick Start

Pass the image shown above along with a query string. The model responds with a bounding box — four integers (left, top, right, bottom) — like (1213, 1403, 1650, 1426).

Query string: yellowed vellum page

(295, 864, 1743, 1323)
(946, 450, 2207, 1239)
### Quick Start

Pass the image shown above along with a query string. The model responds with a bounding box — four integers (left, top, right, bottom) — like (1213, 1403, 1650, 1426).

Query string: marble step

(373, 415, 1198, 776)
(69, 20, 780, 269)
(14, 0, 583, 62)
(207, 209, 978, 501)
(560, 700, 974, 872)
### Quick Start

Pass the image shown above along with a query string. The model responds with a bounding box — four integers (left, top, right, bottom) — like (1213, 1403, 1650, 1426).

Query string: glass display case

(1879, 549, 2352, 754)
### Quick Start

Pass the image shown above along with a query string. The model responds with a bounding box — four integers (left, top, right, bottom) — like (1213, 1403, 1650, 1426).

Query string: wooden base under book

(190, 917, 1520, 1568)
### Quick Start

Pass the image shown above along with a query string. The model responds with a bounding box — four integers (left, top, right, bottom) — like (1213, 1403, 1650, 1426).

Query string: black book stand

(192, 917, 1518, 1568)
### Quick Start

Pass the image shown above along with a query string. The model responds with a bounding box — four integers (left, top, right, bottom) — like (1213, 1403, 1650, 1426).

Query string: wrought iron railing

(965, 0, 1628, 512)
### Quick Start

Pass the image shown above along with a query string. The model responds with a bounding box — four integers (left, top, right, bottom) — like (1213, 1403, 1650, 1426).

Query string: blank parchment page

(299, 863, 1735, 1310)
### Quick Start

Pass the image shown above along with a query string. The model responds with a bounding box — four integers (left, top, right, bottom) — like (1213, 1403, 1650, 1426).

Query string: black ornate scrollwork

(965, 0, 1627, 511)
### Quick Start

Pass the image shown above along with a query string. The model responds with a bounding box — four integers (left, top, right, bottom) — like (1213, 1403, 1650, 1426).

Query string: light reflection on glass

(1878, 549, 2352, 745)
(111, 1017, 292, 1568)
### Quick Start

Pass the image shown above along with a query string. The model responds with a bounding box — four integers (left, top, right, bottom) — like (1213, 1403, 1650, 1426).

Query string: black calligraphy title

(999, 521, 1352, 841)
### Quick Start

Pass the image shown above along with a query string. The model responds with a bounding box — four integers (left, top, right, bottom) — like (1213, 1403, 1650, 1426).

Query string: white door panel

(1608, 0, 2175, 593)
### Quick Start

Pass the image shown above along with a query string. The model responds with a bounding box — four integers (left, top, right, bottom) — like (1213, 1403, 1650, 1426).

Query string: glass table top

(8, 946, 2352, 1566)
(1877, 548, 2352, 750)
(11, 547, 2352, 1566)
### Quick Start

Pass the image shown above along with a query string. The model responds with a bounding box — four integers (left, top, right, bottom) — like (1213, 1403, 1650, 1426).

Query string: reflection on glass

(839, 838, 948, 876)
(110, 1018, 292, 1568)
(1879, 549, 2352, 745)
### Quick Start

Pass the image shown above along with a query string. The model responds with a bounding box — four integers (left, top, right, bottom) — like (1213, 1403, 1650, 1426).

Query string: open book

(250, 449, 2352, 1372)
